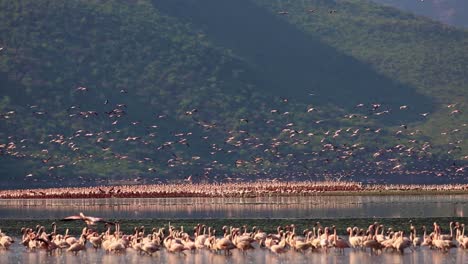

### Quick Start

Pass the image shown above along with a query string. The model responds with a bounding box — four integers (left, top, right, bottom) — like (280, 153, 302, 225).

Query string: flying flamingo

(61, 212, 113, 226)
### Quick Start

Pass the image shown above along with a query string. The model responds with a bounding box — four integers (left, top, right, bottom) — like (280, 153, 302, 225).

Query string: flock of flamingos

(1, 181, 468, 199)
(1, 212, 468, 257)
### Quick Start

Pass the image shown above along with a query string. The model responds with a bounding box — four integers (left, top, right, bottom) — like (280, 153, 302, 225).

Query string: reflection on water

(1, 242, 468, 264)
(0, 195, 467, 219)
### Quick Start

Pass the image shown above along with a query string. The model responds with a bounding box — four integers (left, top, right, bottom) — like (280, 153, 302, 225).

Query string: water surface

(1, 195, 467, 219)
(1, 242, 467, 264)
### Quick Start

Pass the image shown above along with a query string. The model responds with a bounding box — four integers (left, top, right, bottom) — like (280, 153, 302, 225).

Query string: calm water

(2, 196, 468, 264)
(0, 195, 467, 219)
(1, 243, 467, 264)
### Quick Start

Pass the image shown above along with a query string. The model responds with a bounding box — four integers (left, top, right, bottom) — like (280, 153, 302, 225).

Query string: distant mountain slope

(250, 0, 468, 100)
(0, 0, 466, 188)
(371, 0, 468, 28)
(249, 0, 467, 152)
(0, 0, 278, 185)
(154, 0, 433, 121)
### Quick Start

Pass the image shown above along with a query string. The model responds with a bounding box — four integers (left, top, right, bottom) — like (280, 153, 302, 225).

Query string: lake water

(1, 242, 467, 264)
(0, 195, 467, 219)
(2, 195, 468, 263)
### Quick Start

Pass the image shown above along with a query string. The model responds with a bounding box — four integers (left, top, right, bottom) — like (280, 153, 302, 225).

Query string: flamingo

(140, 234, 160, 256)
(457, 224, 468, 249)
(392, 231, 412, 254)
(320, 227, 330, 252)
(332, 226, 350, 253)
(108, 222, 126, 253)
(215, 237, 236, 255)
(421, 226, 432, 247)
(363, 226, 383, 254)
(270, 233, 287, 254)
(195, 225, 208, 249)
(432, 223, 456, 251)
(0, 230, 14, 249)
(291, 231, 311, 253)
(310, 227, 322, 250)
(62, 212, 113, 226)
(410, 224, 422, 247)
(88, 232, 104, 250)
(166, 236, 186, 255)
(233, 228, 255, 245)
(253, 226, 267, 246)
(347, 227, 362, 249)
(181, 234, 196, 252)
(67, 234, 87, 255)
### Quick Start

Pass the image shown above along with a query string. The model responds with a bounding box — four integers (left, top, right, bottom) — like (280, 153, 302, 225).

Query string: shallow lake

(0, 195, 467, 219)
(1, 242, 467, 264)
(2, 195, 468, 263)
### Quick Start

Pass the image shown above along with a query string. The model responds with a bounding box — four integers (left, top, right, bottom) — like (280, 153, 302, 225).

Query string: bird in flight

(61, 212, 114, 226)
(75, 86, 88, 92)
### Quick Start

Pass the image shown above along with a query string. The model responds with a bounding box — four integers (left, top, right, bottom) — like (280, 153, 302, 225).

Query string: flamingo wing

(85, 216, 115, 225)
(61, 215, 82, 221)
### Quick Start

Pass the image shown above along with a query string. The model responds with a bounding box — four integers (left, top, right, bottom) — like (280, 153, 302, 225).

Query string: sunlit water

(1, 242, 467, 264)
(2, 195, 468, 263)
(0, 195, 467, 219)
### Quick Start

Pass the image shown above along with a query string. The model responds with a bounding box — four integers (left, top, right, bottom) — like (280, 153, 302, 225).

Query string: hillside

(0, 0, 466, 188)
(0, 0, 282, 185)
(248, 0, 468, 152)
(371, 0, 468, 28)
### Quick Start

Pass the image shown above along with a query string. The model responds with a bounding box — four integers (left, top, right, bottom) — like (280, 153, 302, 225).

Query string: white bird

(61, 212, 113, 226)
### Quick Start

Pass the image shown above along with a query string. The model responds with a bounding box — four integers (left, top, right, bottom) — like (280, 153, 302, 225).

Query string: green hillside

(248, 0, 468, 153)
(251, 0, 468, 98)
(0, 0, 466, 188)
(371, 0, 468, 28)
(155, 0, 433, 115)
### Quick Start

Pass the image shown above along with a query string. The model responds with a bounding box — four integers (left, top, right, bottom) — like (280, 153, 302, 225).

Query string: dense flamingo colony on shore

(1, 217, 468, 256)
(1, 181, 467, 199)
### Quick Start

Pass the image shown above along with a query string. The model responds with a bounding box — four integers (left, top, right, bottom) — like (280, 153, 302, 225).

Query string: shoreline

(1, 190, 468, 199)
(1, 181, 468, 199)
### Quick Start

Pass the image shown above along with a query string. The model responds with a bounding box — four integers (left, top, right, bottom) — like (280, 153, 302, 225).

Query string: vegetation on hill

(0, 0, 466, 188)
(371, 0, 468, 28)
(250, 0, 467, 152)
